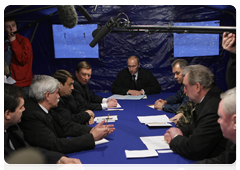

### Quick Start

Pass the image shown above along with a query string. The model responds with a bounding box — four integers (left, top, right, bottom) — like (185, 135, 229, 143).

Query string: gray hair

(171, 59, 189, 69)
(220, 87, 236, 117)
(182, 65, 215, 90)
(29, 75, 60, 102)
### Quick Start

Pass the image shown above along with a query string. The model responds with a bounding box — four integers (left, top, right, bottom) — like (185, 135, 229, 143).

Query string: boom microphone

(76, 5, 92, 21)
(4, 148, 45, 170)
(90, 13, 122, 48)
(57, 5, 78, 28)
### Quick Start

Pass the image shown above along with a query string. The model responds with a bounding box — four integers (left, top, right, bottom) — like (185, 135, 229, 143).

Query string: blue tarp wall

(4, 5, 236, 93)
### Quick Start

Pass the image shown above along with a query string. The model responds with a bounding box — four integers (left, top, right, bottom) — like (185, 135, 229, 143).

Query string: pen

(105, 114, 109, 127)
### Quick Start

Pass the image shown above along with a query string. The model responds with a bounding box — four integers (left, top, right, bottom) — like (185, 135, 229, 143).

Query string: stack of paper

(94, 115, 118, 123)
(125, 150, 158, 158)
(137, 115, 172, 126)
(140, 135, 170, 150)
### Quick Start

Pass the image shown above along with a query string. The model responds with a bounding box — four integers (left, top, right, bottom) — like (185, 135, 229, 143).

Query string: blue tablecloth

(67, 93, 197, 164)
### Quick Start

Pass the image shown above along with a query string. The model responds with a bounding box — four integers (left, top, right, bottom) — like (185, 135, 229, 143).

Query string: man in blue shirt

(154, 59, 189, 113)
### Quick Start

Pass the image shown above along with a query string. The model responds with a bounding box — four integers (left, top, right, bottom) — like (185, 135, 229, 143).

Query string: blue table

(67, 93, 196, 164)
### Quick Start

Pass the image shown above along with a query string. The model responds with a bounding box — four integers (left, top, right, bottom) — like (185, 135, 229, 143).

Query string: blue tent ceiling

(4, 5, 236, 93)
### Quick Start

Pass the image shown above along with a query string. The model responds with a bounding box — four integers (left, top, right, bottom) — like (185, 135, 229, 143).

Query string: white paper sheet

(94, 115, 118, 123)
(157, 150, 173, 153)
(125, 150, 158, 158)
(95, 138, 109, 145)
(140, 135, 170, 150)
(146, 122, 172, 127)
(107, 94, 146, 100)
(137, 115, 171, 124)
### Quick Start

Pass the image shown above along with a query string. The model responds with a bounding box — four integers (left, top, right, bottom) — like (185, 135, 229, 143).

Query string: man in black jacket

(164, 65, 227, 160)
(111, 55, 161, 96)
(4, 84, 81, 164)
(20, 75, 115, 154)
(196, 87, 236, 164)
(52, 69, 95, 125)
(72, 61, 118, 110)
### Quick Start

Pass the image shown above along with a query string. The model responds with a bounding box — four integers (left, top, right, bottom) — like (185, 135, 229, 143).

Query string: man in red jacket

(4, 16, 33, 94)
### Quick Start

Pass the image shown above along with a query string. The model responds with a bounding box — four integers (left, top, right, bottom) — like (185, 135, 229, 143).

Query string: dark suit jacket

(52, 95, 91, 125)
(111, 68, 162, 95)
(169, 85, 227, 160)
(226, 53, 236, 89)
(164, 85, 189, 113)
(72, 77, 103, 110)
(20, 100, 95, 154)
(5, 125, 64, 164)
(196, 140, 236, 164)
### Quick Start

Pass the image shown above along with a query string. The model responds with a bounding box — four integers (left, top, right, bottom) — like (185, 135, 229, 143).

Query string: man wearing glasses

(111, 55, 162, 96)
(72, 61, 118, 111)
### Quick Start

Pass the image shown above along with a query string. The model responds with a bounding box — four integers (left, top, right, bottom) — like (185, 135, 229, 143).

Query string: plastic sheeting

(4, 5, 236, 92)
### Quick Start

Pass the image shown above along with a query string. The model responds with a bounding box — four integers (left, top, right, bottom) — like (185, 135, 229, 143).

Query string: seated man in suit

(164, 65, 227, 160)
(20, 75, 115, 154)
(196, 87, 236, 164)
(111, 55, 161, 96)
(52, 69, 95, 125)
(72, 61, 118, 111)
(154, 59, 189, 113)
(4, 84, 81, 164)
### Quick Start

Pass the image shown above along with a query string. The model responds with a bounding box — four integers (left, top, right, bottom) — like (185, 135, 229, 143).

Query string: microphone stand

(112, 25, 236, 34)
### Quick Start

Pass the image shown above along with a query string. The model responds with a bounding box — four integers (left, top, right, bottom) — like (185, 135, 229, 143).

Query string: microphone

(90, 13, 122, 48)
(4, 148, 45, 170)
(76, 5, 92, 21)
(57, 5, 78, 28)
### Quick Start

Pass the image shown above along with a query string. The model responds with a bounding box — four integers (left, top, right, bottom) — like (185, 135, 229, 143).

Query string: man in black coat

(196, 87, 236, 164)
(72, 61, 118, 111)
(4, 84, 81, 164)
(20, 75, 115, 154)
(111, 56, 161, 96)
(164, 65, 227, 160)
(222, 32, 236, 89)
(52, 69, 95, 125)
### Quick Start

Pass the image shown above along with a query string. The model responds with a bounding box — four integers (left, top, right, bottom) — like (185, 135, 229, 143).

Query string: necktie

(132, 74, 137, 90)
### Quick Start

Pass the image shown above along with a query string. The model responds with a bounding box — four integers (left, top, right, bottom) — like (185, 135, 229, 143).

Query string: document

(146, 122, 172, 127)
(157, 149, 173, 153)
(137, 115, 171, 124)
(125, 150, 158, 158)
(4, 76, 16, 84)
(95, 138, 109, 145)
(94, 115, 118, 123)
(108, 94, 146, 100)
(140, 135, 170, 150)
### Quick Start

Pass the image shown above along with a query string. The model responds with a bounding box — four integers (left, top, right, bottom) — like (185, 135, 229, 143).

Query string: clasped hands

(107, 98, 118, 108)
(127, 89, 144, 96)
(154, 99, 167, 110)
(90, 120, 115, 141)
(164, 127, 183, 144)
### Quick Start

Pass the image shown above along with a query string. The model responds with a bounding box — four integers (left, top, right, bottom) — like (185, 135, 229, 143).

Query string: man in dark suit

(164, 65, 227, 160)
(72, 61, 118, 111)
(154, 59, 189, 114)
(196, 87, 236, 164)
(20, 75, 115, 154)
(222, 32, 236, 89)
(52, 69, 95, 125)
(4, 84, 81, 164)
(111, 55, 161, 96)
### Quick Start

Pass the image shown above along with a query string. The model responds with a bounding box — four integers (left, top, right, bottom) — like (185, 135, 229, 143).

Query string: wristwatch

(162, 105, 165, 110)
